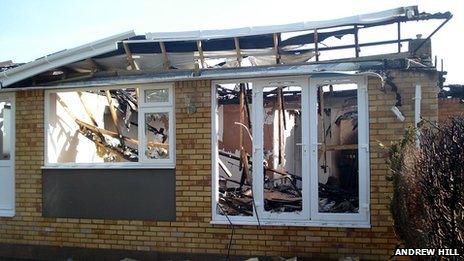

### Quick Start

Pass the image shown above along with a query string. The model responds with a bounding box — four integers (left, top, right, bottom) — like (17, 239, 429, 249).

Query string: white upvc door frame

(210, 80, 257, 224)
(0, 92, 15, 217)
(309, 75, 370, 225)
(253, 76, 310, 221)
(211, 75, 370, 227)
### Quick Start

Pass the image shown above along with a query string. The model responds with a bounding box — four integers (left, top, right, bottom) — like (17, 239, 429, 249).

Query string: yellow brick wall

(0, 72, 438, 260)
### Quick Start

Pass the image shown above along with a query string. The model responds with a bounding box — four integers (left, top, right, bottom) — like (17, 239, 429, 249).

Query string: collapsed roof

(0, 5, 452, 89)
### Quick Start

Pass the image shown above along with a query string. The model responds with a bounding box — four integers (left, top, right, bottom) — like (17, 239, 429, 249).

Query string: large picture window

(45, 83, 175, 168)
(212, 76, 369, 227)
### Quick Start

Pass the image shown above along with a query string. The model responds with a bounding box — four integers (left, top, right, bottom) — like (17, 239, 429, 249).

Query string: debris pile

(319, 182, 359, 213)
(218, 181, 253, 216)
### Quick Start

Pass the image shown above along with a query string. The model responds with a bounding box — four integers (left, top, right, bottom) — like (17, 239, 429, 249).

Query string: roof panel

(145, 6, 417, 41)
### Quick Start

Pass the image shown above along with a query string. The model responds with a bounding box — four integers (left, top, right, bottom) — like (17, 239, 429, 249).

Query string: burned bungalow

(0, 6, 453, 260)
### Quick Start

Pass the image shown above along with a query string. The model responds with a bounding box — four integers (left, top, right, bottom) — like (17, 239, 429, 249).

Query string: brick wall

(438, 98, 464, 123)
(366, 71, 438, 260)
(0, 72, 438, 260)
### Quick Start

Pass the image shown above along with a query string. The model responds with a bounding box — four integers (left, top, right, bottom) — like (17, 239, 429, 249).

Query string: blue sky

(1, 0, 463, 83)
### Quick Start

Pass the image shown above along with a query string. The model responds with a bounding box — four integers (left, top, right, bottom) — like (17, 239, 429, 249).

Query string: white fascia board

(0, 60, 384, 91)
(0, 30, 136, 88)
(146, 6, 416, 41)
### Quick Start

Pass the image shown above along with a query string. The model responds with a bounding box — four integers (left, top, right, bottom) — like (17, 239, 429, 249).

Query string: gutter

(0, 60, 390, 91)
(0, 30, 136, 88)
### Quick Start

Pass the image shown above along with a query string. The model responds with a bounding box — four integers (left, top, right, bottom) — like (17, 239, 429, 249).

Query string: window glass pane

(145, 112, 170, 159)
(47, 89, 139, 163)
(0, 101, 12, 160)
(145, 88, 169, 103)
(317, 83, 359, 213)
(262, 85, 302, 213)
(216, 83, 253, 216)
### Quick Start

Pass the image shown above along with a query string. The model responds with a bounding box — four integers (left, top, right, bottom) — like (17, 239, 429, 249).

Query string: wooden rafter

(314, 29, 320, 61)
(279, 87, 287, 130)
(76, 119, 168, 149)
(77, 91, 99, 127)
(196, 40, 206, 68)
(239, 84, 245, 156)
(238, 83, 250, 188)
(244, 84, 252, 128)
(273, 33, 281, 64)
(218, 158, 233, 177)
(277, 87, 284, 165)
(159, 42, 171, 70)
(122, 43, 140, 98)
(105, 90, 123, 143)
(397, 19, 401, 53)
(354, 25, 360, 58)
(241, 152, 251, 185)
(319, 86, 327, 173)
(76, 119, 136, 144)
(233, 37, 242, 67)
(86, 58, 103, 72)
(122, 42, 139, 70)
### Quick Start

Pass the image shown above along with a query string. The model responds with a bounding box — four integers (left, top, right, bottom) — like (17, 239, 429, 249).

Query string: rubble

(319, 183, 358, 213)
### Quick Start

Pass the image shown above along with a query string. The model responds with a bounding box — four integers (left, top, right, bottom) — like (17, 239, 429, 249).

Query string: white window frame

(138, 107, 175, 166)
(43, 82, 175, 169)
(211, 75, 370, 227)
(139, 83, 174, 107)
(0, 92, 16, 217)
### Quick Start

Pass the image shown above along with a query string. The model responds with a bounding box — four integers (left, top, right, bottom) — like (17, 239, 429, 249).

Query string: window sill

(210, 219, 370, 228)
(0, 209, 15, 217)
(42, 164, 175, 169)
